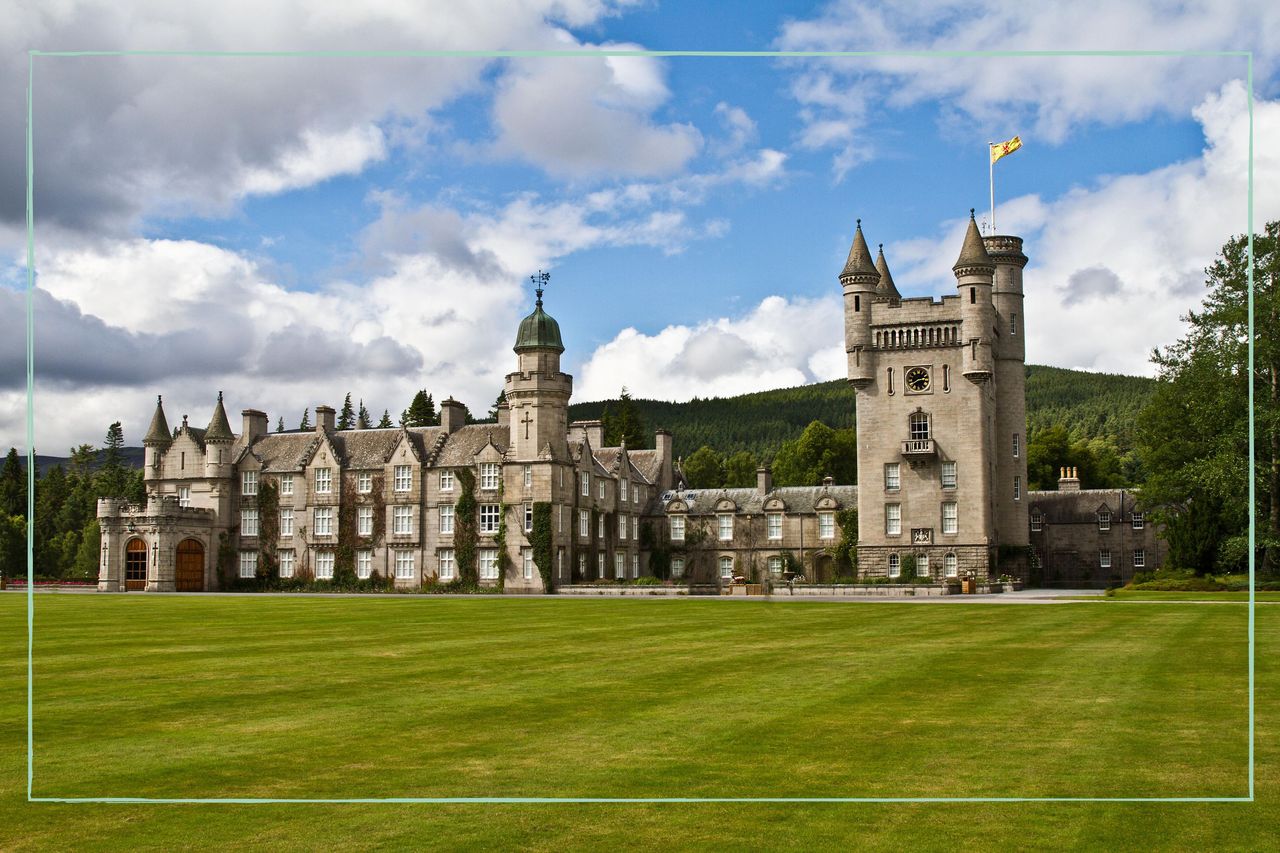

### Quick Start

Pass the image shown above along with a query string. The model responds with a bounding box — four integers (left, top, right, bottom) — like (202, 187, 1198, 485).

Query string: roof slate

(665, 484, 858, 515)
(1027, 489, 1142, 522)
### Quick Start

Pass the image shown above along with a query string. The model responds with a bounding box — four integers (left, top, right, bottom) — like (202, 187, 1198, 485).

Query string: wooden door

(124, 539, 148, 591)
(175, 539, 204, 592)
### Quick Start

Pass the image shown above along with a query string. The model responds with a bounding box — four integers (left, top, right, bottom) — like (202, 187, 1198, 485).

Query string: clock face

(905, 367, 931, 392)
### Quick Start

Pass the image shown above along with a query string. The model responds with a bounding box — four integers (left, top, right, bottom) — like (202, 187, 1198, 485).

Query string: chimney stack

(1058, 466, 1081, 491)
(241, 409, 268, 444)
(314, 405, 336, 432)
(496, 399, 510, 428)
(654, 429, 674, 492)
(440, 397, 466, 433)
(757, 465, 772, 495)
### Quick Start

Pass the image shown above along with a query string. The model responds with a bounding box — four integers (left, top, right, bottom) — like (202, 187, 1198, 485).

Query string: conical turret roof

(143, 395, 171, 445)
(874, 244, 901, 299)
(839, 219, 880, 284)
(514, 288, 564, 354)
(953, 209, 995, 273)
(204, 391, 234, 442)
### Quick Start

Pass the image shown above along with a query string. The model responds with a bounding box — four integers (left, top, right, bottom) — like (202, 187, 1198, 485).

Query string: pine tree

(378, 409, 393, 429)
(404, 390, 437, 427)
(602, 387, 646, 448)
(299, 408, 311, 430)
(357, 399, 371, 429)
(0, 448, 25, 518)
(337, 393, 356, 430)
(98, 422, 127, 498)
(488, 390, 507, 421)
(276, 416, 285, 433)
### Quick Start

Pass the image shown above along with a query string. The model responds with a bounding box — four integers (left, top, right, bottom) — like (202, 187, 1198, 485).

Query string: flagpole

(988, 142, 995, 234)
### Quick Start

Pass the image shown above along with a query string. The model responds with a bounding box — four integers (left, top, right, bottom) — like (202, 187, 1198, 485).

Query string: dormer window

(1098, 510, 1111, 532)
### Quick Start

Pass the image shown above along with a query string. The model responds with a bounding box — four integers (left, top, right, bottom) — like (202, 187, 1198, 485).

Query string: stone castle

(97, 215, 1163, 592)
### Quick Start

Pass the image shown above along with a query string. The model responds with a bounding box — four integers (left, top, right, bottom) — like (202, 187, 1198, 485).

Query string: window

(632, 554, 638, 577)
(480, 504, 500, 534)
(358, 506, 373, 536)
(239, 551, 257, 578)
(599, 480, 607, 500)
(886, 504, 902, 536)
(885, 463, 900, 491)
(479, 549, 499, 580)
(718, 514, 734, 541)
(1133, 549, 1146, 569)
(941, 461, 957, 489)
(819, 512, 835, 540)
(631, 515, 638, 540)
(887, 367, 895, 395)
(620, 479, 628, 502)
(394, 550, 415, 580)
(598, 552, 605, 576)
(1099, 549, 1112, 569)
(314, 507, 333, 536)
(525, 503, 534, 532)
(557, 550, 562, 577)
(523, 548, 534, 580)
(280, 507, 294, 537)
(393, 505, 414, 535)
(315, 468, 331, 494)
(178, 486, 190, 508)
(670, 515, 685, 542)
(943, 364, 950, 392)
(719, 556, 734, 579)
(888, 553, 901, 577)
(1132, 512, 1145, 530)
(635, 485, 642, 505)
(1013, 476, 1022, 501)
(438, 549, 456, 580)
(280, 474, 294, 495)
(440, 504, 454, 534)
(1030, 511, 1043, 532)
(909, 412, 930, 441)
(969, 286, 976, 304)
(356, 550, 372, 579)
(440, 470, 454, 491)
(945, 552, 958, 577)
(767, 513, 783, 540)
(480, 463, 500, 490)
(242, 470, 257, 496)
(671, 557, 685, 577)
(1013, 433, 1020, 458)
(768, 556, 783, 576)
(917, 555, 930, 578)
(1011, 313, 1018, 335)
(1098, 510, 1111, 532)
(579, 553, 585, 576)
(358, 472, 373, 493)
(241, 509, 258, 537)
(315, 552, 334, 579)
(524, 465, 532, 488)
(279, 549, 295, 578)
(615, 552, 624, 578)
(558, 505, 565, 533)
(619, 514, 628, 537)
(392, 466, 411, 492)
(942, 502, 958, 535)
(580, 509, 590, 538)
(581, 473, 590, 496)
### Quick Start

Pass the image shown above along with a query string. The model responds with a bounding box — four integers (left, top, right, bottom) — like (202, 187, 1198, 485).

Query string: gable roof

(664, 484, 858, 515)
(434, 424, 510, 467)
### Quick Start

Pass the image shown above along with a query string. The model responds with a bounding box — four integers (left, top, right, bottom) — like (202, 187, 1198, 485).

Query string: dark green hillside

(1024, 365, 1156, 449)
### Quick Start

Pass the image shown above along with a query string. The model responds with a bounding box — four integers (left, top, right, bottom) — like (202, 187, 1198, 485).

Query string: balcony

(901, 438, 936, 457)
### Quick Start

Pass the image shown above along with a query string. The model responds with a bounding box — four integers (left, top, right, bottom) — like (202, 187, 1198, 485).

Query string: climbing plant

(256, 478, 279, 580)
(455, 468, 478, 584)
(531, 501, 554, 591)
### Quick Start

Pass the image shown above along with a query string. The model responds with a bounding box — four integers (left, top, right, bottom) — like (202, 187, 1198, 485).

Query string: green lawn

(1, 594, 1275, 851)
(1105, 590, 1280, 602)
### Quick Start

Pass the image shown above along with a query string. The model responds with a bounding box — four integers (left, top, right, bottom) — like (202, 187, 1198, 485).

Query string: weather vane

(530, 269, 550, 305)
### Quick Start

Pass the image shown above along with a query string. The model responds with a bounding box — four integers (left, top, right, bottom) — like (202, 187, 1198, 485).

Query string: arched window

(909, 411, 930, 441)
(125, 538, 147, 590)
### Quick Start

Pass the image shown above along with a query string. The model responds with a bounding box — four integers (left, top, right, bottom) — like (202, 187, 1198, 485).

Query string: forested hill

(568, 364, 1156, 460)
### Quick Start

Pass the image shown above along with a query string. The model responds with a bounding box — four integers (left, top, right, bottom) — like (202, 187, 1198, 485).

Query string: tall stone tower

(846, 212, 1029, 579)
(505, 281, 572, 461)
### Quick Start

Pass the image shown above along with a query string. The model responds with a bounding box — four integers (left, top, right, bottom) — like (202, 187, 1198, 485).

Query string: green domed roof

(514, 291, 564, 353)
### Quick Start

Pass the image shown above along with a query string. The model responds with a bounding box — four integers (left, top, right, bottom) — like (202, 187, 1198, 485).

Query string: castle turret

(984, 234, 1028, 363)
(142, 395, 172, 480)
(953, 210, 996, 382)
(203, 392, 234, 478)
(506, 279, 572, 460)
(874, 244, 901, 302)
(841, 219, 880, 388)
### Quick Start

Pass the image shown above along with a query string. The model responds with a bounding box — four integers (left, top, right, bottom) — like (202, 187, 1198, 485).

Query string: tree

(276, 416, 285, 433)
(681, 446, 724, 489)
(602, 387, 647, 448)
(723, 450, 758, 488)
(771, 421, 857, 487)
(357, 399, 371, 429)
(488, 390, 507, 422)
(1136, 219, 1278, 574)
(1026, 424, 1125, 490)
(404, 390, 437, 427)
(299, 408, 312, 430)
(337, 393, 356, 430)
(377, 409, 393, 429)
(98, 422, 128, 498)
(1, 448, 25, 518)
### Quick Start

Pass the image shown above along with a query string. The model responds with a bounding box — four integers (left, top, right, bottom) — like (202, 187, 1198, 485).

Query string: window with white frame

(670, 515, 685, 541)
(280, 507, 294, 537)
(279, 549, 295, 578)
(393, 505, 414, 535)
(886, 504, 902, 536)
(178, 486, 190, 508)
(581, 472, 590, 496)
(580, 509, 590, 538)
(358, 472, 373, 494)
(242, 470, 257, 495)
(632, 554, 638, 577)
(1132, 512, 1145, 530)
(523, 465, 532, 488)
(615, 552, 624, 578)
(631, 515, 638, 540)
(1133, 549, 1146, 568)
(718, 514, 734, 541)
(439, 504, 454, 534)
(314, 506, 333, 536)
(480, 463, 500, 491)
(885, 462, 900, 491)
(440, 470, 454, 491)
(671, 556, 685, 577)
(719, 556, 734, 579)
(1099, 549, 1112, 569)
(524, 503, 533, 532)
(556, 549, 562, 577)
(767, 513, 783, 540)
(479, 549, 499, 579)
(522, 548, 533, 580)
(1030, 510, 1043, 532)
(917, 554, 930, 578)
(620, 479, 628, 502)
(479, 504, 500, 534)
(597, 514, 605, 538)
(1013, 433, 1020, 458)
(394, 465, 412, 492)
(909, 412, 930, 441)
(818, 512, 835, 540)
(888, 553, 901, 577)
(394, 550, 415, 580)
(597, 551, 605, 576)
(635, 485, 642, 505)
(1011, 313, 1018, 336)
(768, 556, 783, 576)
(315, 468, 331, 494)
(357, 506, 373, 536)
(280, 474, 294, 496)
(356, 550, 372, 579)
(315, 552, 334, 579)
(558, 505, 565, 533)
(1013, 476, 1022, 501)
(578, 553, 585, 576)
(438, 549, 456, 579)
(942, 502, 958, 535)
(945, 552, 958, 577)
(941, 461, 957, 489)
(598, 480, 607, 500)
(241, 508, 258, 537)
(1098, 510, 1111, 531)
(619, 514, 627, 537)
(239, 551, 257, 578)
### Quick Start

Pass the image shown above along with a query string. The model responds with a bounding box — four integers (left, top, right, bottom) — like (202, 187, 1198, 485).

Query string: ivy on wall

(256, 478, 279, 581)
(492, 476, 506, 592)
(455, 468, 478, 584)
(531, 501, 554, 591)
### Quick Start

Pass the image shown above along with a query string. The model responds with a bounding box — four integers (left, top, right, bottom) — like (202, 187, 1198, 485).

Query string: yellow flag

(990, 135, 1022, 164)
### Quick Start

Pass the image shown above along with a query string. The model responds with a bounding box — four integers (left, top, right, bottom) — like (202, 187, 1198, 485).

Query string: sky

(3, 0, 1280, 453)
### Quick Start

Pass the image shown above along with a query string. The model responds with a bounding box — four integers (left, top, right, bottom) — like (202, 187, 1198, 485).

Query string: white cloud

(238, 125, 388, 196)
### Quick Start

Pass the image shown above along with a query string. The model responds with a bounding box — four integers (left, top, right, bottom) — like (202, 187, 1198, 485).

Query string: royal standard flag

(991, 135, 1022, 164)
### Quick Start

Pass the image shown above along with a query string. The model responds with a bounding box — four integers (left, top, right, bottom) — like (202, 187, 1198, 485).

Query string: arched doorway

(175, 539, 205, 592)
(124, 538, 148, 591)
